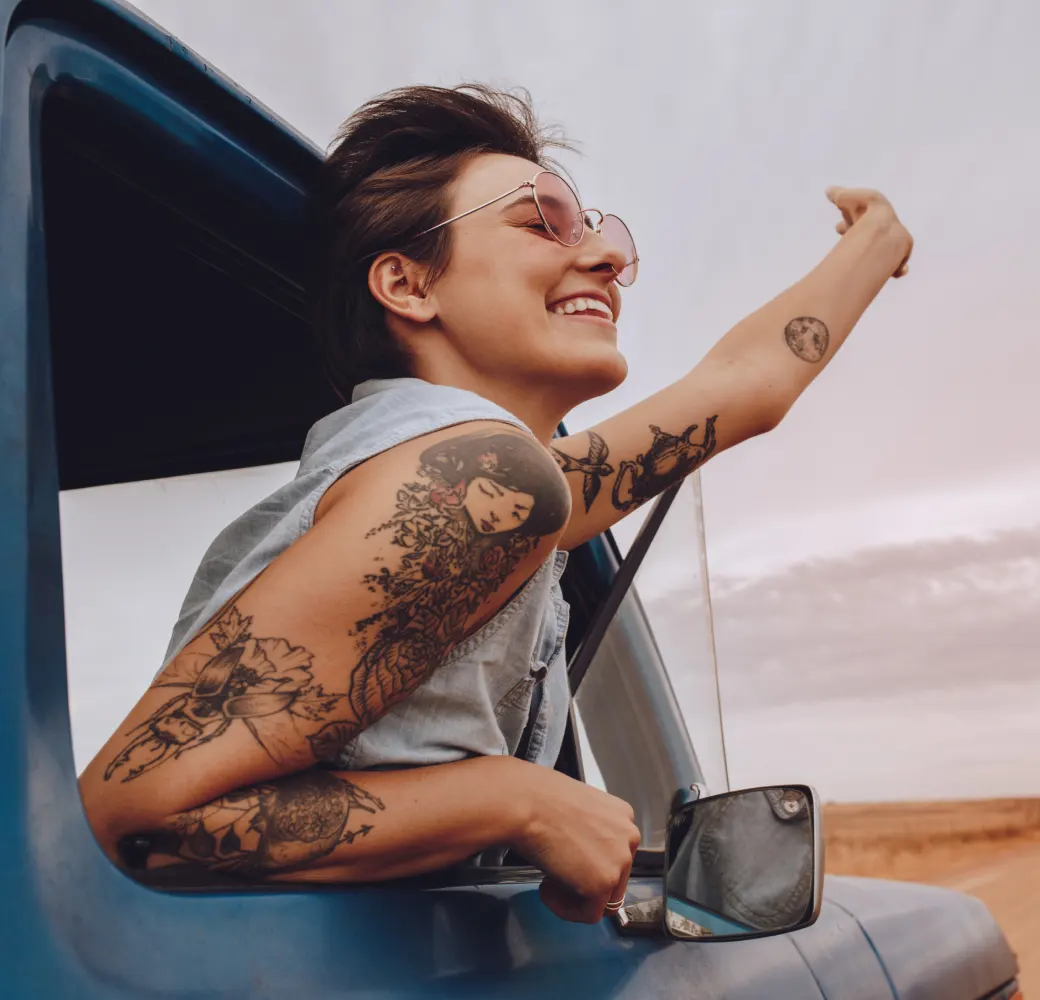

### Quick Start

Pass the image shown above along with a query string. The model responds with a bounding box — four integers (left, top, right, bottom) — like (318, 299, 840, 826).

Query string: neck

(410, 360, 572, 445)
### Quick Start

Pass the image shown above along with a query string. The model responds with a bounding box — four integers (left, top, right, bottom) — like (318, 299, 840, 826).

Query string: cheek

(441, 239, 559, 328)
(462, 481, 492, 519)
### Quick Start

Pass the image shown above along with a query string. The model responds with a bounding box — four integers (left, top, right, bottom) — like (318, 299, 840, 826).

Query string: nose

(577, 225, 629, 285)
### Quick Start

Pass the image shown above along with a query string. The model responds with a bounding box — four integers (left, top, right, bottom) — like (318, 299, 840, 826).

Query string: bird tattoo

(551, 431, 614, 513)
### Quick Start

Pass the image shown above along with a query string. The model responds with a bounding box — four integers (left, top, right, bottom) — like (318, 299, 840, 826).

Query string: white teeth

(551, 297, 612, 318)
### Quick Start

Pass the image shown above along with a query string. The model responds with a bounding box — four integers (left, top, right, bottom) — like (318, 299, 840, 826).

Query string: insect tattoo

(103, 606, 357, 784)
(612, 417, 718, 512)
(783, 316, 830, 363)
(551, 431, 614, 513)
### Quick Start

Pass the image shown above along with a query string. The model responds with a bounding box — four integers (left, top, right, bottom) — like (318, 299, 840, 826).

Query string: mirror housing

(663, 784, 823, 941)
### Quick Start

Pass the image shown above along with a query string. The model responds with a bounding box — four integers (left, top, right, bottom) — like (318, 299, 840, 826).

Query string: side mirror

(663, 785, 823, 940)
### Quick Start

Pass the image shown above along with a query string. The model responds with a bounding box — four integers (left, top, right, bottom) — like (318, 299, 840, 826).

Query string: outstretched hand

(826, 186, 913, 279)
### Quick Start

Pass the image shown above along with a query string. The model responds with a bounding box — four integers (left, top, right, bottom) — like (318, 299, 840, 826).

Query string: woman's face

(463, 475, 535, 535)
(424, 153, 630, 403)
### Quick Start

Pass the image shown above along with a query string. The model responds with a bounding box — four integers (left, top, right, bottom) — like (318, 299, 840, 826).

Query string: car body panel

(789, 897, 899, 1000)
(823, 876, 1018, 1000)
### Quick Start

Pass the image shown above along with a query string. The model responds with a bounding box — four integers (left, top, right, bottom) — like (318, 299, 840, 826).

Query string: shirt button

(531, 665, 548, 682)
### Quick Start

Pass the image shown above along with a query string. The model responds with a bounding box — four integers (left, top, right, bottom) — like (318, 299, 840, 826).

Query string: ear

(367, 254, 438, 326)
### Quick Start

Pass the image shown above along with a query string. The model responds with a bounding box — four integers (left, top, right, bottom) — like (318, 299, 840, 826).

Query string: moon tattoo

(783, 316, 830, 363)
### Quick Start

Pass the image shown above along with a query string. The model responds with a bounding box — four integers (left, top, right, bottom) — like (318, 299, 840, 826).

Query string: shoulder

(318, 419, 571, 543)
(299, 378, 530, 477)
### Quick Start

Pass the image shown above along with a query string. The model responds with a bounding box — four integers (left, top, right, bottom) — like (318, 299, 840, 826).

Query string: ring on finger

(604, 898, 626, 912)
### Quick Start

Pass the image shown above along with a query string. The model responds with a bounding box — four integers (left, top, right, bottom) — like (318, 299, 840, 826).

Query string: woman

(79, 83, 912, 924)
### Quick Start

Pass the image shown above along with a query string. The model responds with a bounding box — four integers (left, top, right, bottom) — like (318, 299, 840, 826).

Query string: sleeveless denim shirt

(160, 377, 572, 771)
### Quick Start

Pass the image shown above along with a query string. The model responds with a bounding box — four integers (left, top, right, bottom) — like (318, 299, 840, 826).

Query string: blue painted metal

(789, 899, 898, 1000)
(823, 877, 1018, 1000)
(0, 0, 1020, 997)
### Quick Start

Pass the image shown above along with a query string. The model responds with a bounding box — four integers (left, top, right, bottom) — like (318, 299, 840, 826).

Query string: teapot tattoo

(612, 416, 718, 512)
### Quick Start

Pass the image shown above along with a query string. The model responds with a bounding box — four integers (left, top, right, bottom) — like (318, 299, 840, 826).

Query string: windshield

(573, 472, 729, 849)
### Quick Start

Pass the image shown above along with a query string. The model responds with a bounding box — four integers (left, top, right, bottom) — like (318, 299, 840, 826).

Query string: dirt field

(823, 798, 1040, 995)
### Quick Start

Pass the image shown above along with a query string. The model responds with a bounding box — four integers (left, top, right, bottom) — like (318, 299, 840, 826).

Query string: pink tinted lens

(600, 214, 638, 286)
(535, 172, 583, 246)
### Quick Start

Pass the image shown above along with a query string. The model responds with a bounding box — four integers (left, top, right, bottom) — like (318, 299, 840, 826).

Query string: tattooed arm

(554, 189, 913, 548)
(107, 758, 522, 883)
(104, 752, 640, 924)
(79, 422, 570, 861)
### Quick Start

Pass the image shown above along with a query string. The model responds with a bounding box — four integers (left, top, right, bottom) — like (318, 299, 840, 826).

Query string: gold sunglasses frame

(413, 169, 639, 286)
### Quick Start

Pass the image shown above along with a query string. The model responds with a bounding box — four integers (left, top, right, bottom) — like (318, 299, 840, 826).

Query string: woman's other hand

(827, 186, 914, 278)
(508, 762, 641, 924)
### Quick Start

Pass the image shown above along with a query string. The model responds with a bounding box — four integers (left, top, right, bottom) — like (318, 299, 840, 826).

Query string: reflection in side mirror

(664, 785, 823, 941)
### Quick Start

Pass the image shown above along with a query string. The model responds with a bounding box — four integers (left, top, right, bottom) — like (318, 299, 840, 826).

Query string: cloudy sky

(62, 0, 1040, 802)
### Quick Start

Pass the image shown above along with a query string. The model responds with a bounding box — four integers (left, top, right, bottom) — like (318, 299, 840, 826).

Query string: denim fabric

(669, 789, 813, 932)
(160, 377, 571, 770)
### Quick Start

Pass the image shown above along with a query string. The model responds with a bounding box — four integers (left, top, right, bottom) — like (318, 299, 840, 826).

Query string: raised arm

(553, 188, 913, 549)
(80, 421, 570, 845)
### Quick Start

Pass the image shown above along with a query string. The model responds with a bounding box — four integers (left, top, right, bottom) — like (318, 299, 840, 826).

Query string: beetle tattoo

(104, 606, 353, 783)
(612, 417, 718, 512)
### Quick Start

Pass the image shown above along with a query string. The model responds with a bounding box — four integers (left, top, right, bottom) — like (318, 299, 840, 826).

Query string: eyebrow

(500, 193, 538, 212)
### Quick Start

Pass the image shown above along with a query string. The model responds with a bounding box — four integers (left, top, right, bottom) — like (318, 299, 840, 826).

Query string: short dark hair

(310, 84, 572, 402)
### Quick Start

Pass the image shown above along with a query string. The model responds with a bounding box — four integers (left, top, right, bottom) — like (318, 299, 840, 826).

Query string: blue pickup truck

(0, 0, 1023, 996)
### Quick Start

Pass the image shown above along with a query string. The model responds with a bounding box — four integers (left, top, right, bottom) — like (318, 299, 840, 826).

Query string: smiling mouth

(480, 519, 495, 532)
(548, 296, 615, 323)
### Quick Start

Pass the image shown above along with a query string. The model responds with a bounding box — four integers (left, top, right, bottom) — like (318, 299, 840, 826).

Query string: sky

(60, 0, 1040, 802)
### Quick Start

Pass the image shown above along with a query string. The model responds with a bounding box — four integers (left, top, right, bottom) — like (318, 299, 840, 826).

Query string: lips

(480, 518, 495, 533)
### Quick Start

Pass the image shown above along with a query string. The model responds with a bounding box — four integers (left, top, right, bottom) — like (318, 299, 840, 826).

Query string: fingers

(538, 822, 639, 924)
(539, 861, 632, 925)
(601, 812, 639, 920)
(826, 186, 890, 216)
(540, 877, 604, 924)
(602, 857, 633, 920)
(829, 188, 911, 279)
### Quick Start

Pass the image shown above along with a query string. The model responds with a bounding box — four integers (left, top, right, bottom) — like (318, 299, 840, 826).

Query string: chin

(547, 344, 629, 404)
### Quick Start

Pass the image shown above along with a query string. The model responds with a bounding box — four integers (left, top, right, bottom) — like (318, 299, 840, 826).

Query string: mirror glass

(664, 786, 816, 940)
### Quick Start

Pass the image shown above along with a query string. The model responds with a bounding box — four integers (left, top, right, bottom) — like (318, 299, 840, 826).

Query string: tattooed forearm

(551, 431, 614, 513)
(104, 606, 357, 783)
(784, 316, 830, 363)
(117, 770, 385, 877)
(612, 417, 718, 512)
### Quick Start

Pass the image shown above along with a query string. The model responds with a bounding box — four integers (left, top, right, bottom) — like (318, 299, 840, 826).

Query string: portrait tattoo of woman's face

(340, 430, 569, 731)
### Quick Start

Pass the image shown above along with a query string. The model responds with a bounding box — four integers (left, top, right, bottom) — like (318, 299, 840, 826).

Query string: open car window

(46, 68, 711, 884)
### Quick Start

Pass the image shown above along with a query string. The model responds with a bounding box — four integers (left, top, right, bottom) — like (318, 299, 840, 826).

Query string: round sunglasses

(414, 170, 639, 287)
